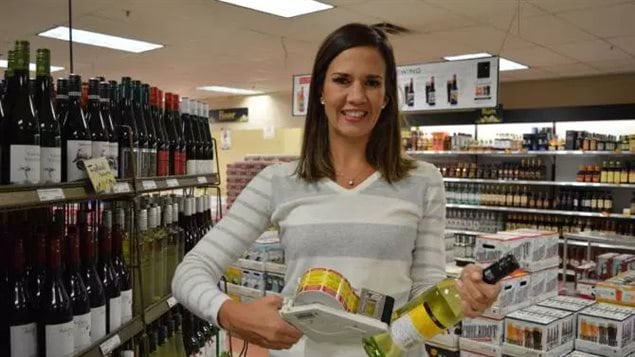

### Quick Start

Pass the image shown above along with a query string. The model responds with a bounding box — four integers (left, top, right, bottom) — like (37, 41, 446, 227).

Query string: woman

(172, 23, 500, 356)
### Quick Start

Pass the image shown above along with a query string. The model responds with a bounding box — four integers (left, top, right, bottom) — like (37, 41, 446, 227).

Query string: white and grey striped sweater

(172, 160, 447, 356)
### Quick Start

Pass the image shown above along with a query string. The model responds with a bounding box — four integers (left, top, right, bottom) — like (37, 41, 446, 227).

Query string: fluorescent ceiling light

(0, 59, 65, 73)
(197, 85, 262, 95)
(444, 52, 528, 71)
(38, 26, 163, 53)
(217, 0, 333, 18)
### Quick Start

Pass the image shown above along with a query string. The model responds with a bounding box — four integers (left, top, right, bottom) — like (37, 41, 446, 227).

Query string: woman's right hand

(218, 295, 303, 350)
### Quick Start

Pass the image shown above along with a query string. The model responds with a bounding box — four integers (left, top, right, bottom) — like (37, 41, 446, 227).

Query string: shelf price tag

(166, 296, 178, 308)
(166, 178, 180, 188)
(100, 334, 122, 355)
(37, 188, 65, 202)
(113, 182, 131, 193)
(142, 180, 158, 190)
(197, 176, 207, 184)
(84, 157, 117, 193)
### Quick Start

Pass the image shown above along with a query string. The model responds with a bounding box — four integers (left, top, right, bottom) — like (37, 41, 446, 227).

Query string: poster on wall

(397, 57, 499, 111)
(292, 74, 311, 116)
(209, 107, 249, 122)
(220, 128, 232, 150)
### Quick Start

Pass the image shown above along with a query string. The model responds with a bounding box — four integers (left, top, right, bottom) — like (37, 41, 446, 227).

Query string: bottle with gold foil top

(137, 206, 154, 311)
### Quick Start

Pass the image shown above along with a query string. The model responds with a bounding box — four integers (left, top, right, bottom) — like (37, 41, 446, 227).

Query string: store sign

(397, 57, 499, 111)
(209, 107, 249, 122)
(292, 74, 311, 116)
(84, 157, 116, 193)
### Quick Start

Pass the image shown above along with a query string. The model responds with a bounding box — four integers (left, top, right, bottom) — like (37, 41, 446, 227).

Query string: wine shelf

(408, 150, 635, 157)
(443, 177, 635, 189)
(0, 173, 219, 209)
(446, 203, 634, 220)
(563, 232, 635, 248)
(76, 295, 176, 357)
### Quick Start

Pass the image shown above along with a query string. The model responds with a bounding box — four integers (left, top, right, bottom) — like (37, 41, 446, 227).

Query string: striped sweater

(172, 160, 447, 356)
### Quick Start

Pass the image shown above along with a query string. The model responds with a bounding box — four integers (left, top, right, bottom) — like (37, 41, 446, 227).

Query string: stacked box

(504, 309, 567, 352)
(460, 317, 504, 357)
(474, 229, 559, 272)
(594, 270, 635, 307)
(524, 306, 576, 347)
(530, 267, 560, 302)
(611, 254, 635, 278)
(537, 296, 596, 322)
(597, 253, 621, 280)
(576, 303, 635, 356)
(483, 270, 532, 319)
(564, 351, 602, 357)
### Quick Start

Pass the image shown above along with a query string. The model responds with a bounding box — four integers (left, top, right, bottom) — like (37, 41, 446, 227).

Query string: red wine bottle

(112, 208, 133, 324)
(55, 78, 68, 125)
(118, 77, 139, 178)
(87, 78, 109, 164)
(41, 211, 74, 357)
(190, 101, 203, 175)
(35, 49, 61, 184)
(27, 222, 47, 320)
(1, 41, 41, 184)
(181, 98, 197, 175)
(172, 95, 186, 175)
(163, 93, 178, 176)
(8, 235, 38, 357)
(77, 210, 107, 344)
(153, 88, 169, 176)
(132, 80, 148, 176)
(97, 209, 122, 333)
(99, 81, 119, 178)
(142, 84, 157, 177)
(61, 74, 92, 182)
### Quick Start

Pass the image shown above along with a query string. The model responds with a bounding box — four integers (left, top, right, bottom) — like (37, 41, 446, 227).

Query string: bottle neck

(66, 229, 81, 270)
(80, 223, 96, 266)
(99, 224, 112, 261)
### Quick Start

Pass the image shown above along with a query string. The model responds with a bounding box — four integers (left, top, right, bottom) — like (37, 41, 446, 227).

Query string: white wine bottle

(363, 254, 519, 357)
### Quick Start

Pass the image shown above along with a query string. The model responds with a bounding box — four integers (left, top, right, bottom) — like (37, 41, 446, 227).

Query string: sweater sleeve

(409, 166, 447, 298)
(171, 164, 277, 326)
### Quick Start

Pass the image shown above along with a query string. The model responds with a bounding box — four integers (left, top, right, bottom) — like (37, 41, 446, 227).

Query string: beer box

(483, 270, 532, 319)
(597, 253, 621, 280)
(474, 232, 531, 265)
(563, 351, 602, 357)
(611, 254, 635, 277)
(594, 270, 635, 307)
(577, 304, 634, 352)
(576, 279, 598, 300)
(424, 342, 459, 357)
(524, 306, 576, 346)
(459, 338, 502, 357)
(504, 309, 564, 352)
(461, 316, 505, 345)
(509, 228, 560, 262)
(537, 296, 596, 320)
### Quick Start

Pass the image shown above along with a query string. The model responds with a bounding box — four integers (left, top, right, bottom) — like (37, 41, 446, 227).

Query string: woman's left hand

(456, 264, 502, 318)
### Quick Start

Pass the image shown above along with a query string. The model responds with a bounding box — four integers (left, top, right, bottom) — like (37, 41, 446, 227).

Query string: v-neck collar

(323, 171, 381, 194)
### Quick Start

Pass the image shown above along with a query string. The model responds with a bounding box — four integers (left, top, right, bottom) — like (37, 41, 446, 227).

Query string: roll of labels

(280, 255, 520, 344)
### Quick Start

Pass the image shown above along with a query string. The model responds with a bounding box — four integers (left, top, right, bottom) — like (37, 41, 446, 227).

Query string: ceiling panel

(501, 46, 577, 67)
(425, 0, 545, 30)
(526, 0, 632, 14)
(558, 2, 635, 38)
(516, 14, 596, 45)
(556, 39, 632, 62)
(587, 59, 635, 74)
(536, 62, 600, 78)
(607, 36, 635, 56)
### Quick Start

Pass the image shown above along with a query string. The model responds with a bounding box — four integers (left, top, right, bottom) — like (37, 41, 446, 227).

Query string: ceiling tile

(607, 36, 635, 56)
(536, 62, 600, 77)
(430, 25, 535, 54)
(526, 0, 631, 14)
(587, 59, 635, 74)
(498, 67, 553, 81)
(426, 0, 546, 30)
(557, 2, 635, 38)
(516, 15, 595, 45)
(556, 40, 632, 62)
(501, 46, 577, 67)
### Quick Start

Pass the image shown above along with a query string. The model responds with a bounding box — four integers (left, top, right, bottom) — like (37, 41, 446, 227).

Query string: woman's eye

(367, 79, 381, 87)
(333, 77, 349, 84)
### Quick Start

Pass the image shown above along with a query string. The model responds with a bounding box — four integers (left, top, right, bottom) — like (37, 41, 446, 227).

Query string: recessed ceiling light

(0, 59, 65, 73)
(444, 52, 528, 71)
(38, 26, 163, 53)
(197, 85, 262, 95)
(216, 0, 333, 18)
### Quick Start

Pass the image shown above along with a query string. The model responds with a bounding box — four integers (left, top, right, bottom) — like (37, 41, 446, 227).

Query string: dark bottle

(61, 74, 92, 182)
(41, 211, 74, 357)
(99, 81, 119, 177)
(7, 235, 38, 357)
(143, 84, 158, 176)
(172, 94, 186, 175)
(450, 74, 458, 105)
(86, 78, 110, 165)
(97, 209, 122, 333)
(113, 208, 133, 324)
(132, 80, 148, 176)
(1, 41, 41, 184)
(77, 210, 107, 345)
(182, 98, 198, 175)
(118, 77, 139, 178)
(164, 93, 178, 175)
(63, 219, 92, 353)
(153, 87, 169, 176)
(191, 101, 204, 175)
(108, 80, 121, 127)
(35, 49, 61, 184)
(55, 78, 69, 125)
(27, 223, 48, 320)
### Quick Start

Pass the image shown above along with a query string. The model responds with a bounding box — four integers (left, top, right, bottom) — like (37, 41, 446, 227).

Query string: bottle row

(447, 209, 635, 237)
(0, 41, 216, 186)
(445, 182, 618, 213)
(576, 161, 635, 184)
(566, 130, 634, 152)
(0, 193, 214, 357)
(437, 159, 548, 181)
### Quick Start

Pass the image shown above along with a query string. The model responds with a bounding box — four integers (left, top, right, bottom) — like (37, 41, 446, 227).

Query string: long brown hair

(296, 23, 415, 184)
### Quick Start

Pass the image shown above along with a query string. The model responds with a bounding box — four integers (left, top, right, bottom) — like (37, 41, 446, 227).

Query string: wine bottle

(87, 78, 110, 164)
(77, 210, 107, 344)
(118, 77, 139, 178)
(165, 198, 179, 294)
(63, 220, 93, 353)
(8, 235, 38, 357)
(151, 203, 167, 302)
(113, 208, 133, 324)
(55, 78, 69, 125)
(137, 207, 155, 310)
(97, 209, 122, 333)
(181, 98, 197, 175)
(153, 88, 169, 176)
(61, 74, 92, 182)
(132, 80, 148, 176)
(100, 81, 119, 177)
(172, 94, 186, 175)
(363, 255, 520, 357)
(41, 211, 74, 357)
(191, 101, 204, 175)
(27, 222, 48, 321)
(1, 40, 41, 184)
(142, 83, 157, 177)
(35, 49, 61, 183)
(163, 93, 178, 176)
(198, 102, 212, 175)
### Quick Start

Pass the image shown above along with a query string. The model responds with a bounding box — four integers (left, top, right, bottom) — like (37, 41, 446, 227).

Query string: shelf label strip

(100, 334, 122, 355)
(197, 176, 208, 184)
(36, 188, 65, 202)
(142, 180, 158, 190)
(113, 182, 131, 193)
(166, 178, 180, 188)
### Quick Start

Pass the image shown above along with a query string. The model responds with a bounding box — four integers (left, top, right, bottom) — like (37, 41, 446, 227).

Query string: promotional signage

(292, 74, 311, 116)
(84, 157, 116, 193)
(209, 107, 249, 123)
(291, 57, 499, 115)
(397, 57, 499, 111)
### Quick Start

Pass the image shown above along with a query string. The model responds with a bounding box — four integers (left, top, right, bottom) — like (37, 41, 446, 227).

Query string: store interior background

(2, 0, 635, 195)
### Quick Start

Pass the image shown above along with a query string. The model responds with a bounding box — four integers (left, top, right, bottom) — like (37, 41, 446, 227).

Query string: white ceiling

(1, 0, 635, 99)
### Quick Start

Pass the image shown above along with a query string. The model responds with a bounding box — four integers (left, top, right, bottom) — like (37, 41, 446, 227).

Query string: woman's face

(322, 46, 387, 143)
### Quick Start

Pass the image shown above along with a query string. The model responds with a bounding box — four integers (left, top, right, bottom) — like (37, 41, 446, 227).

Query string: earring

(320, 97, 325, 105)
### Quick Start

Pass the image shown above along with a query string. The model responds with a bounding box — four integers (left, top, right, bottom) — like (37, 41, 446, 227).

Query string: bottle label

(73, 312, 92, 352)
(390, 303, 445, 351)
(109, 142, 119, 177)
(120, 147, 135, 179)
(196, 160, 204, 176)
(187, 160, 197, 175)
(91, 305, 107, 342)
(66, 140, 92, 181)
(157, 149, 169, 176)
(121, 289, 133, 323)
(92, 140, 110, 159)
(147, 149, 157, 176)
(41, 146, 62, 183)
(10, 144, 41, 184)
(10, 322, 37, 357)
(45, 320, 74, 357)
(137, 148, 144, 177)
(109, 296, 123, 332)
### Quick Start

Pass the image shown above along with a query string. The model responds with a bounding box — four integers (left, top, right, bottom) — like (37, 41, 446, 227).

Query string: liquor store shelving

(443, 177, 635, 189)
(446, 203, 634, 220)
(408, 150, 635, 157)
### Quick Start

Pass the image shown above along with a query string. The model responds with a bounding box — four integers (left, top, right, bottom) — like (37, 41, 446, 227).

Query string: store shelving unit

(443, 177, 635, 189)
(408, 150, 635, 157)
(446, 203, 633, 219)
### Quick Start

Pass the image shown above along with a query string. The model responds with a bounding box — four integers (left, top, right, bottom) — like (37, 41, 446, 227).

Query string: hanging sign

(292, 74, 311, 116)
(210, 107, 249, 123)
